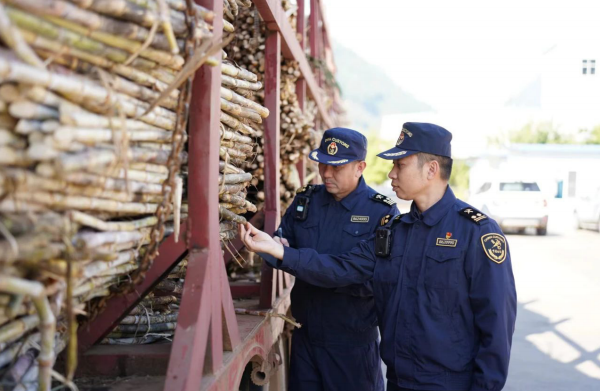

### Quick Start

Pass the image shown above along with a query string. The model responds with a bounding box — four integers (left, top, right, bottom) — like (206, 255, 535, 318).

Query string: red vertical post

(164, 0, 239, 389)
(309, 0, 320, 87)
(260, 28, 282, 309)
(295, 0, 307, 185)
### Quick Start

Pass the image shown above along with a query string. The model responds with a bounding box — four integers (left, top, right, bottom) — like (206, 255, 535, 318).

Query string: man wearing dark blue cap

(262, 127, 397, 391)
(241, 123, 517, 391)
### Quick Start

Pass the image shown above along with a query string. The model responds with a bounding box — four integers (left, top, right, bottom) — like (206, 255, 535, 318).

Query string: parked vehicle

(575, 187, 600, 231)
(470, 180, 549, 235)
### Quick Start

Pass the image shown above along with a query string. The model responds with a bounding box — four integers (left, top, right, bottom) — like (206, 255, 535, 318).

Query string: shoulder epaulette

(296, 184, 315, 195)
(380, 213, 402, 227)
(459, 207, 489, 225)
(372, 193, 396, 206)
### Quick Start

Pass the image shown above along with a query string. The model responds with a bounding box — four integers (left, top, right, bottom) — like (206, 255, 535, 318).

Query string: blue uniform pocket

(342, 223, 372, 238)
(424, 246, 463, 289)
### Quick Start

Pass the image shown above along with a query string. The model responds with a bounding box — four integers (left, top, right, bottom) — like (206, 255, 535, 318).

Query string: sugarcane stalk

(56, 146, 179, 171)
(218, 183, 247, 195)
(52, 126, 173, 145)
(68, 0, 156, 30)
(0, 332, 40, 368)
(0, 128, 25, 148)
(220, 111, 256, 135)
(0, 145, 29, 166)
(60, 108, 166, 131)
(0, 57, 177, 130)
(0, 3, 43, 67)
(1, 169, 163, 203)
(7, 0, 179, 52)
(220, 98, 262, 123)
(220, 140, 253, 154)
(219, 172, 252, 184)
(9, 190, 159, 214)
(234, 308, 301, 328)
(36, 167, 165, 194)
(6, 7, 158, 71)
(85, 165, 168, 184)
(25, 30, 174, 88)
(120, 312, 178, 325)
(0, 277, 55, 391)
(81, 250, 138, 279)
(0, 315, 39, 348)
(220, 86, 269, 118)
(222, 62, 257, 82)
(102, 335, 165, 344)
(44, 14, 185, 69)
(75, 229, 150, 249)
(173, 176, 182, 242)
(221, 74, 263, 90)
(218, 160, 243, 174)
(0, 112, 17, 129)
(219, 205, 246, 223)
(8, 100, 58, 121)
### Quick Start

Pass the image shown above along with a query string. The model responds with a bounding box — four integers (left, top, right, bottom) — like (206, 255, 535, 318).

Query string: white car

(575, 187, 600, 231)
(470, 180, 549, 235)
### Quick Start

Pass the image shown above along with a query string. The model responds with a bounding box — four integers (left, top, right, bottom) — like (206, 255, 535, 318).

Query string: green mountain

(333, 42, 433, 131)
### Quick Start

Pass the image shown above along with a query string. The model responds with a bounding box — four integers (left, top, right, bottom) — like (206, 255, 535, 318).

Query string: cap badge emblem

(327, 142, 338, 155)
(446, 232, 452, 239)
(396, 128, 413, 146)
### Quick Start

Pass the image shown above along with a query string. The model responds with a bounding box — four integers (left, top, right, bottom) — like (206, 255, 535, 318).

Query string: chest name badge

(436, 232, 457, 247)
(481, 233, 507, 264)
(351, 215, 369, 223)
(436, 238, 457, 247)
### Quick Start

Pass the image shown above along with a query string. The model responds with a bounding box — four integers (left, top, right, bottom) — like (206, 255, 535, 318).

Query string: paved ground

(504, 205, 600, 391)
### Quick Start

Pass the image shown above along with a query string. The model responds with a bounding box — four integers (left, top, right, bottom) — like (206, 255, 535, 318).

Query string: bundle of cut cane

(218, 59, 266, 242)
(0, 0, 223, 389)
(102, 258, 186, 345)
(223, 0, 252, 23)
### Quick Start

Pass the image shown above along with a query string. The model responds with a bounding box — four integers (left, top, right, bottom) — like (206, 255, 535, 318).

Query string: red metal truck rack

(75, 1, 338, 390)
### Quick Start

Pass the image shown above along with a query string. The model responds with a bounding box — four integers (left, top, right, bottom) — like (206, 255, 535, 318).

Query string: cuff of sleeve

(282, 246, 300, 270)
(259, 253, 278, 268)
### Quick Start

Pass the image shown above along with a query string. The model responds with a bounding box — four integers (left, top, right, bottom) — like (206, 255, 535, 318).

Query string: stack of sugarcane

(0, 0, 221, 389)
(218, 1, 267, 242)
(102, 258, 186, 345)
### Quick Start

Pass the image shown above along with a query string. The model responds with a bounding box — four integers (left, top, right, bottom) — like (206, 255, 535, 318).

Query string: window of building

(583, 59, 588, 74)
(591, 60, 596, 75)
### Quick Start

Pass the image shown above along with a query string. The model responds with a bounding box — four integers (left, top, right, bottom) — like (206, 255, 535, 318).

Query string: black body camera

(375, 227, 392, 257)
(294, 196, 310, 221)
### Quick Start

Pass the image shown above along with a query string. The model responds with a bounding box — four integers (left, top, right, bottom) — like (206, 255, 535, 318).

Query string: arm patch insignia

(459, 207, 488, 225)
(481, 233, 507, 264)
(372, 193, 396, 206)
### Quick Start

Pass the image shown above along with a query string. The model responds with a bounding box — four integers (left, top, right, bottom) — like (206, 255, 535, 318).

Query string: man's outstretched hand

(239, 222, 285, 259)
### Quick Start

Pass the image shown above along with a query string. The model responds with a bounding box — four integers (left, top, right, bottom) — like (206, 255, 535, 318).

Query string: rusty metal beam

(163, 0, 240, 389)
(77, 223, 188, 352)
(253, 0, 333, 128)
(259, 28, 282, 309)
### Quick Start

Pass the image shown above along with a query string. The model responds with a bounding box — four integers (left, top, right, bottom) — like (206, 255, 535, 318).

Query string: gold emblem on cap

(327, 142, 338, 155)
(396, 128, 413, 146)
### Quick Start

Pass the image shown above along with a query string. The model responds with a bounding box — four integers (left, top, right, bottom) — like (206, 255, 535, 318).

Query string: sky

(323, 0, 600, 112)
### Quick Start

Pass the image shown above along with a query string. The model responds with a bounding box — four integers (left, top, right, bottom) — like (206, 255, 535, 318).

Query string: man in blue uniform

(269, 127, 397, 391)
(242, 123, 517, 391)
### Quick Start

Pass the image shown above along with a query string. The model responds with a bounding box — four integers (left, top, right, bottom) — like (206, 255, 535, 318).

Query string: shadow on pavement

(505, 302, 600, 391)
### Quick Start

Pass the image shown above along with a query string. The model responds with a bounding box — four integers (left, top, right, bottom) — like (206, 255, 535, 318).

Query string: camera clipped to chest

(375, 227, 392, 257)
(294, 196, 310, 221)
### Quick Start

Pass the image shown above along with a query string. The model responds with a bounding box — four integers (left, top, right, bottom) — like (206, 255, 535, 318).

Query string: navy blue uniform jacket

(272, 187, 517, 391)
(272, 177, 398, 346)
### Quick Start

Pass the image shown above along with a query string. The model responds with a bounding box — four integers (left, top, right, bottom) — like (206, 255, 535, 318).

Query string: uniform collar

(401, 186, 456, 226)
(321, 176, 368, 211)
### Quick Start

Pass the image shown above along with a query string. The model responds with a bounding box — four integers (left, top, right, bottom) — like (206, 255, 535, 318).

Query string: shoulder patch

(481, 233, 507, 264)
(380, 213, 402, 227)
(459, 207, 488, 225)
(296, 185, 315, 194)
(372, 193, 396, 206)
